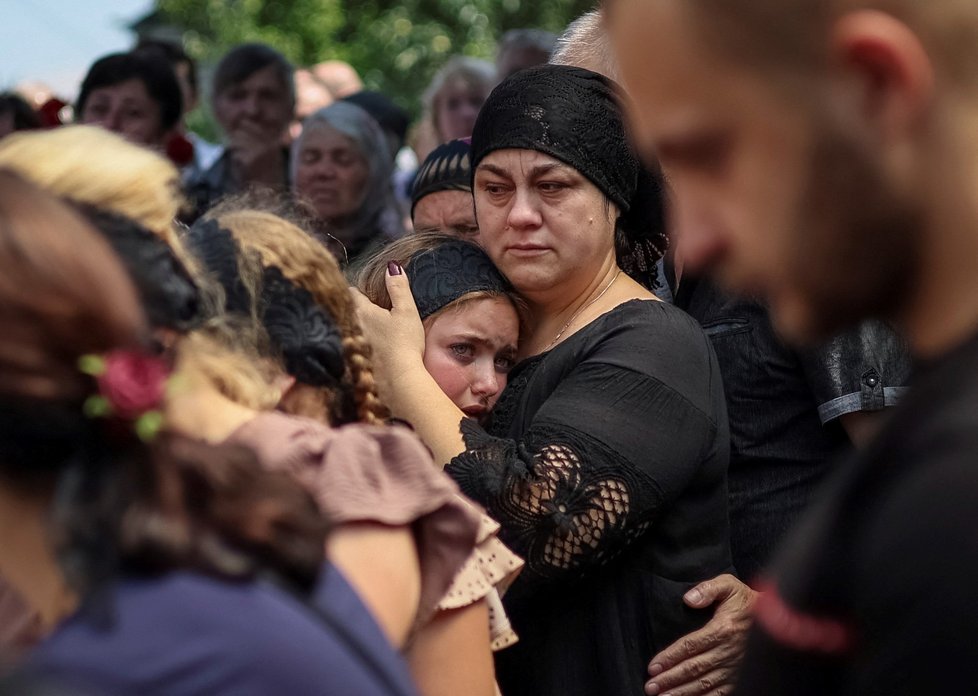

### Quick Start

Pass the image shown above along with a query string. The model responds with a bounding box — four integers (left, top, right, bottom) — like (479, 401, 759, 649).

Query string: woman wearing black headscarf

(354, 65, 732, 696)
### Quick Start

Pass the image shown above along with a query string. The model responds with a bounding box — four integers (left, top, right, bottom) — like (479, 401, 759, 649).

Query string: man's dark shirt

(734, 327, 978, 695)
(674, 276, 912, 582)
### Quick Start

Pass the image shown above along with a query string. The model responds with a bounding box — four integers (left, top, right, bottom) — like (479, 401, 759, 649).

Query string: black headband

(260, 266, 345, 387)
(76, 204, 203, 332)
(406, 239, 511, 320)
(186, 219, 345, 387)
(185, 218, 252, 316)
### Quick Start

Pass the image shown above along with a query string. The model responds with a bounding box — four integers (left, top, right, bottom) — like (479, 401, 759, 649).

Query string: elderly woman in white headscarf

(293, 101, 406, 270)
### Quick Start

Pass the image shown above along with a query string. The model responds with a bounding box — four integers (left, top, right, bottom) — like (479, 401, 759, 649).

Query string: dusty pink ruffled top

(228, 411, 522, 636)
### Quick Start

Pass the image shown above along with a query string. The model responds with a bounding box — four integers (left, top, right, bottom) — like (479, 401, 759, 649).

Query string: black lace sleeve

(447, 359, 722, 585)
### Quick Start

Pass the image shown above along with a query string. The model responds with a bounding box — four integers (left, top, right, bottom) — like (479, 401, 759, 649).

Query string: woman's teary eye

(450, 343, 475, 360)
(495, 355, 515, 372)
(538, 181, 567, 193)
(482, 182, 507, 196)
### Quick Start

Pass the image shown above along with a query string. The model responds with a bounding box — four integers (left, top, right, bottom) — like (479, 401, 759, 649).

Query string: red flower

(96, 351, 169, 420)
(38, 98, 68, 128)
(166, 132, 195, 167)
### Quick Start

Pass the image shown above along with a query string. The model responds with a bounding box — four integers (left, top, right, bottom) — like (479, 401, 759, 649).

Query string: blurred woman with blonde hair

(0, 125, 183, 245)
(423, 56, 496, 143)
(0, 169, 415, 695)
(0, 125, 202, 656)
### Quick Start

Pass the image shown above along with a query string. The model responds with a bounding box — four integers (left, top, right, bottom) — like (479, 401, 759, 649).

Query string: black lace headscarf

(470, 64, 667, 290)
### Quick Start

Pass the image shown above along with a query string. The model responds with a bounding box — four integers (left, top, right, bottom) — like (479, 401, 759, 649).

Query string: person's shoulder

(607, 298, 710, 336)
(229, 411, 328, 463)
(36, 571, 403, 694)
(34, 573, 295, 667)
(571, 300, 723, 413)
(229, 414, 423, 482)
(326, 421, 433, 464)
(590, 299, 716, 365)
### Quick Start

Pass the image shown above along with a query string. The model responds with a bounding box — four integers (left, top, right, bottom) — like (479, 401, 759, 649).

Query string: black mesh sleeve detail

(449, 419, 657, 585)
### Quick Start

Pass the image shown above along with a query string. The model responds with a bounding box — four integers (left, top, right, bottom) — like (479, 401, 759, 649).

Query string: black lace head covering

(185, 219, 345, 387)
(411, 138, 473, 215)
(406, 239, 512, 320)
(75, 204, 203, 332)
(184, 218, 253, 316)
(470, 64, 667, 289)
(260, 266, 345, 387)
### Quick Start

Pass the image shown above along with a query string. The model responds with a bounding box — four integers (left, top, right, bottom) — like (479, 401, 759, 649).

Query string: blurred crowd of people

(4, 2, 978, 694)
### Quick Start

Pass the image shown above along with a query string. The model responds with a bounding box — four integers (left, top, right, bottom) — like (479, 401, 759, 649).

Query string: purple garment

(27, 567, 417, 696)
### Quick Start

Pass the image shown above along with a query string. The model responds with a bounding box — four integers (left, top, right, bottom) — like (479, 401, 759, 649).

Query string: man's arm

(803, 318, 913, 445)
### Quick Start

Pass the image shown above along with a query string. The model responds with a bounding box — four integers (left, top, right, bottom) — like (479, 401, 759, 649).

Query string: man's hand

(645, 574, 757, 696)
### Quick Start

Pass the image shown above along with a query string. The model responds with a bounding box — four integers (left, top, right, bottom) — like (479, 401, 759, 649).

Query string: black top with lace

(446, 300, 733, 696)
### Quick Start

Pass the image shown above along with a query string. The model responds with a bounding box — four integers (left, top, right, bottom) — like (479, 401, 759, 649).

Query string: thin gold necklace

(545, 270, 622, 350)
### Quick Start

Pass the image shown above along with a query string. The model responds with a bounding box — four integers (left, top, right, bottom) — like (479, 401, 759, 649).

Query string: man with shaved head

(610, 1, 978, 693)
(311, 60, 363, 99)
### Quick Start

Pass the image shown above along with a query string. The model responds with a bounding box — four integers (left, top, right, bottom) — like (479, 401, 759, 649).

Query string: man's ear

(830, 10, 935, 138)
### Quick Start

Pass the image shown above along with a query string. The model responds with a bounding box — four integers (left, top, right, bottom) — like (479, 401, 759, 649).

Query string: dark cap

(411, 138, 473, 215)
(342, 90, 409, 156)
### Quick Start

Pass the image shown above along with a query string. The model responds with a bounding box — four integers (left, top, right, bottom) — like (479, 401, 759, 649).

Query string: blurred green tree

(158, 0, 595, 121)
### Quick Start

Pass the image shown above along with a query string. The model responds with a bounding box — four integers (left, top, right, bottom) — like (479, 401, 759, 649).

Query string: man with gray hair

(550, 9, 621, 82)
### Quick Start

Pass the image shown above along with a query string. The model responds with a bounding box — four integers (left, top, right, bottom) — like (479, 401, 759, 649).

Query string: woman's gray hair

(292, 101, 401, 242)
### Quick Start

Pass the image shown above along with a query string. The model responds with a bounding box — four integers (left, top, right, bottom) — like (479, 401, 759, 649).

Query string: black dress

(446, 300, 734, 696)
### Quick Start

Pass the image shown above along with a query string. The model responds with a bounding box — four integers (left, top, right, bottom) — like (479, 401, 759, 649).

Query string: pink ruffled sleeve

(437, 503, 523, 651)
(229, 412, 482, 624)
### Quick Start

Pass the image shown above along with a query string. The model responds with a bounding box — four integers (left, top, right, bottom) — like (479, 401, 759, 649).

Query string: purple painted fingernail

(387, 261, 402, 276)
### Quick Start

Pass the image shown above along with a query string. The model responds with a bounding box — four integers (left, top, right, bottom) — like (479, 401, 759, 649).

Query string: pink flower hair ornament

(78, 350, 170, 442)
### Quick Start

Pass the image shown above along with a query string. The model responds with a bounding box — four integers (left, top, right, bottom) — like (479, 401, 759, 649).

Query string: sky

(0, 0, 155, 101)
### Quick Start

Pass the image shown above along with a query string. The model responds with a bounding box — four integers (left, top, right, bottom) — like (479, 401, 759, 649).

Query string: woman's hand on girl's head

(349, 264, 426, 396)
(351, 266, 470, 464)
